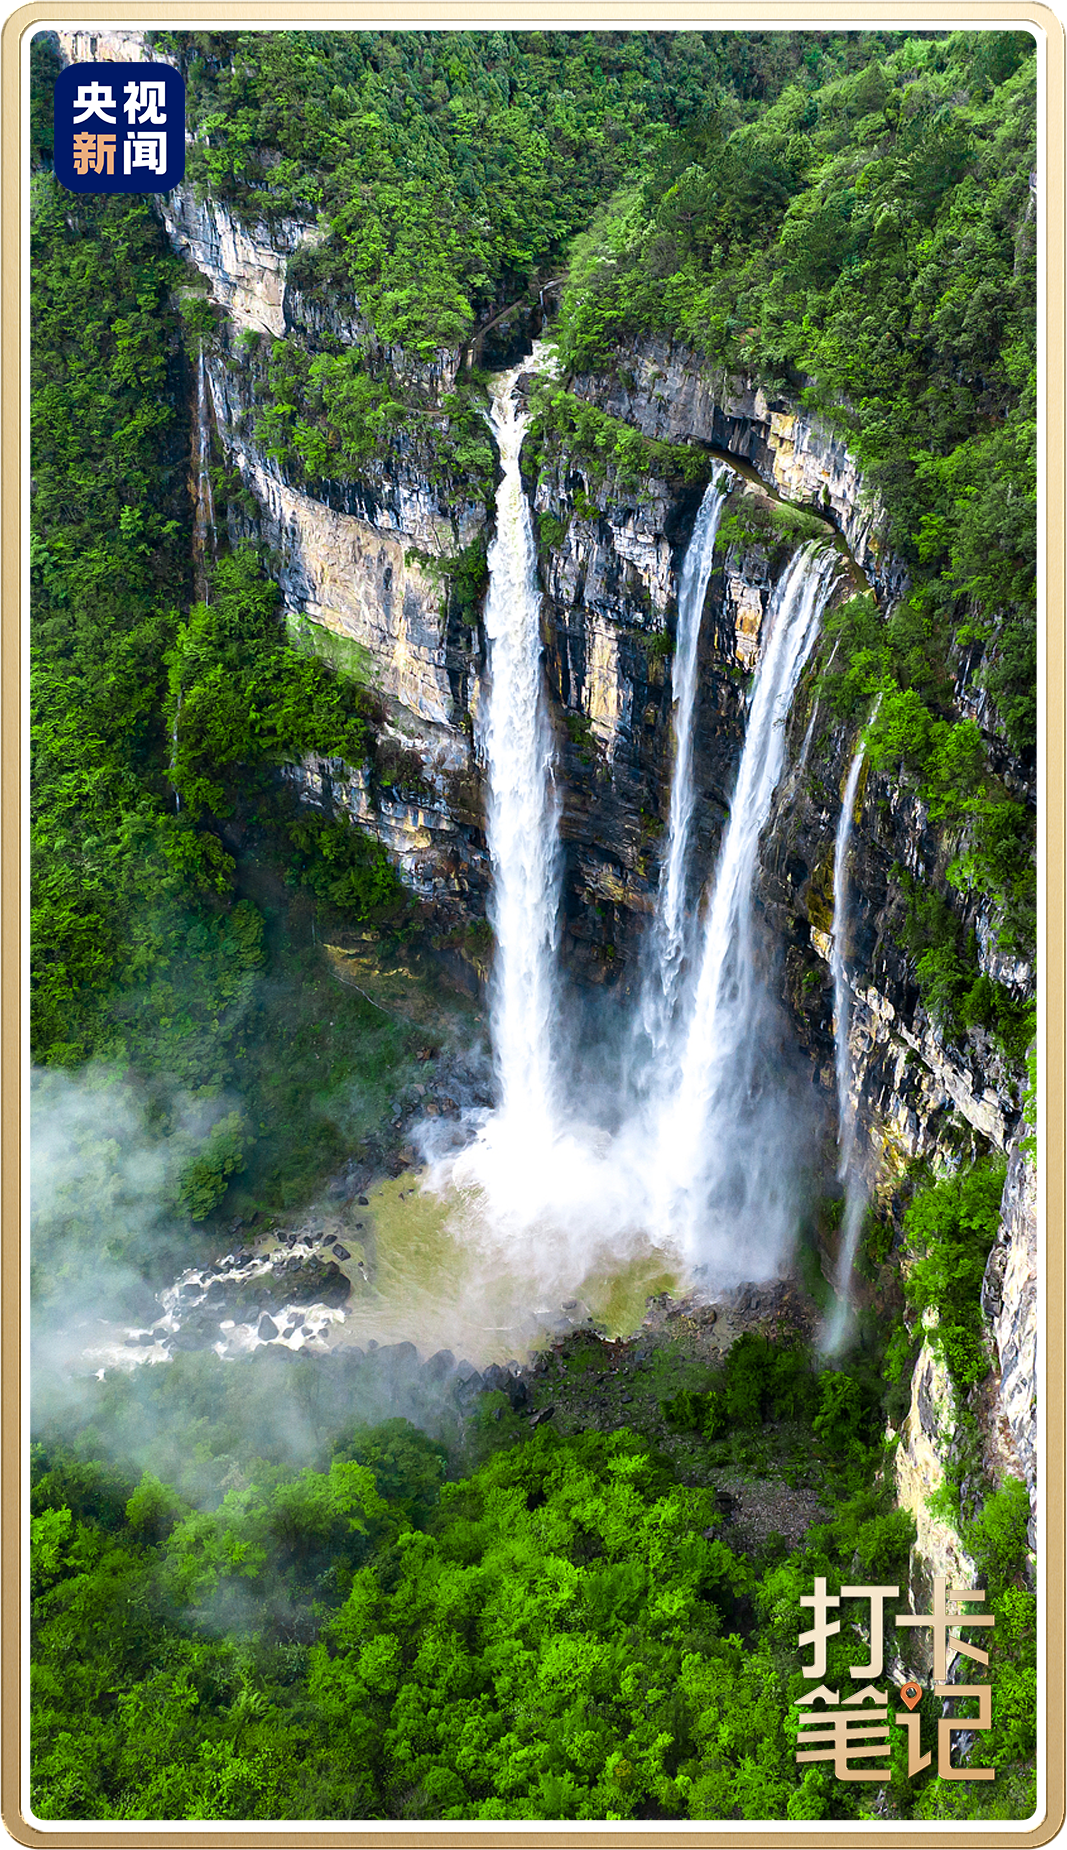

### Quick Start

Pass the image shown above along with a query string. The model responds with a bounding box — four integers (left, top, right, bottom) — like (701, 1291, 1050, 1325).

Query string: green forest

(29, 26, 1037, 1826)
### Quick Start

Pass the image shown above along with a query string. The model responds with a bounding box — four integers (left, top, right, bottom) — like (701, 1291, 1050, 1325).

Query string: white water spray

(824, 702, 880, 1352)
(472, 354, 562, 1142)
(194, 348, 217, 593)
(642, 465, 731, 1052)
(654, 545, 841, 1267)
(448, 352, 671, 1278)
(442, 403, 842, 1318)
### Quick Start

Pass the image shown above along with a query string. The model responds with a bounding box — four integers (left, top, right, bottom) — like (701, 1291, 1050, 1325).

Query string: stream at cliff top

(80, 356, 846, 1377)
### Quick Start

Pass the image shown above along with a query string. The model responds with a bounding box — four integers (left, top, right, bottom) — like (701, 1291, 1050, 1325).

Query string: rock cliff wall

(981, 1137, 1038, 1532)
(570, 339, 905, 602)
(49, 29, 1036, 1544)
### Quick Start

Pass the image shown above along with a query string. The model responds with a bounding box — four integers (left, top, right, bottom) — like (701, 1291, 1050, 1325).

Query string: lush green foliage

(240, 331, 497, 504)
(166, 549, 374, 818)
(156, 30, 904, 353)
(31, 167, 410, 1221)
(815, 593, 1036, 980)
(555, 31, 1036, 960)
(662, 1331, 886, 1495)
(527, 387, 711, 493)
(30, 1368, 1033, 1823)
(29, 32, 1035, 1828)
(31, 177, 191, 1063)
(902, 1160, 1006, 1388)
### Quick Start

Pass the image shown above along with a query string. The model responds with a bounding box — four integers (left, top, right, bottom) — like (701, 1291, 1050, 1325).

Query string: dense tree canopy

(157, 29, 907, 352)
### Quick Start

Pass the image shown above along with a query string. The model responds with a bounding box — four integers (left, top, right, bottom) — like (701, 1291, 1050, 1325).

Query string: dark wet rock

(529, 1406, 556, 1428)
(376, 1341, 420, 1380)
(358, 1195, 369, 1205)
(424, 1349, 456, 1382)
(332, 1245, 351, 1262)
(257, 1313, 279, 1341)
(481, 1365, 529, 1412)
(322, 1234, 336, 1247)
(170, 1310, 218, 1352)
(136, 1330, 157, 1345)
(452, 1365, 485, 1409)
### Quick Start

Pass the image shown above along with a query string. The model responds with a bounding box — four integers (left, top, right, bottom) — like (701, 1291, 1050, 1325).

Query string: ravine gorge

(29, 25, 1039, 1827)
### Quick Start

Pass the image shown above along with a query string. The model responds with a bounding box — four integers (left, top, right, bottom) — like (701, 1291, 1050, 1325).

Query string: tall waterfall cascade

(194, 348, 217, 596)
(445, 370, 842, 1312)
(824, 709, 879, 1353)
(479, 354, 561, 1142)
(650, 544, 841, 1266)
(642, 464, 731, 1053)
(448, 349, 582, 1248)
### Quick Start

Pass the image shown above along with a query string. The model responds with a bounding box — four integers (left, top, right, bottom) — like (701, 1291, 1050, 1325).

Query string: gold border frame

(4, 6, 1063, 1845)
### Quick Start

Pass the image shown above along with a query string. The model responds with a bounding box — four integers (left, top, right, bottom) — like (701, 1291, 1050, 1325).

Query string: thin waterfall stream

(651, 544, 841, 1267)
(641, 464, 731, 1058)
(823, 702, 880, 1353)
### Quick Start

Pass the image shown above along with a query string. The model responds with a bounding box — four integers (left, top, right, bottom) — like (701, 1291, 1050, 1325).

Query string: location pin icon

(899, 1680, 922, 1710)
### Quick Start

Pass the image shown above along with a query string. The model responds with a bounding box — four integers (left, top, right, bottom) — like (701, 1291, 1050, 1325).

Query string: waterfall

(194, 348, 217, 597)
(831, 738, 868, 1179)
(441, 402, 841, 1317)
(641, 465, 730, 1053)
(823, 703, 879, 1352)
(170, 692, 182, 814)
(653, 544, 840, 1266)
(478, 354, 561, 1140)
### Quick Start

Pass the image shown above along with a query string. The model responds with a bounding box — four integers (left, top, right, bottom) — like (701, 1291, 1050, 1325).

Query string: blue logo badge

(53, 61, 185, 193)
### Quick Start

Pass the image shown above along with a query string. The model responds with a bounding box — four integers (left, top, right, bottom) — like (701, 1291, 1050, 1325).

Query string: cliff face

(566, 338, 1030, 1170)
(981, 1138, 1039, 1530)
(50, 27, 1036, 1576)
(187, 228, 1027, 1171)
(570, 339, 905, 602)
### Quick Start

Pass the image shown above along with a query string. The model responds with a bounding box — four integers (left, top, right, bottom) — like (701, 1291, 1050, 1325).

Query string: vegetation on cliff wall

(556, 30, 1034, 649)
(553, 32, 1036, 961)
(30, 29, 1037, 1826)
(30, 115, 410, 1213)
(155, 29, 906, 354)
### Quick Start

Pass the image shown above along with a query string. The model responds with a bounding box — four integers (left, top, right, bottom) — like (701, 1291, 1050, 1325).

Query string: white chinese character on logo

(123, 80, 168, 125)
(895, 1578, 994, 1681)
(123, 133, 167, 176)
(795, 1685, 892, 1783)
(72, 81, 116, 125)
